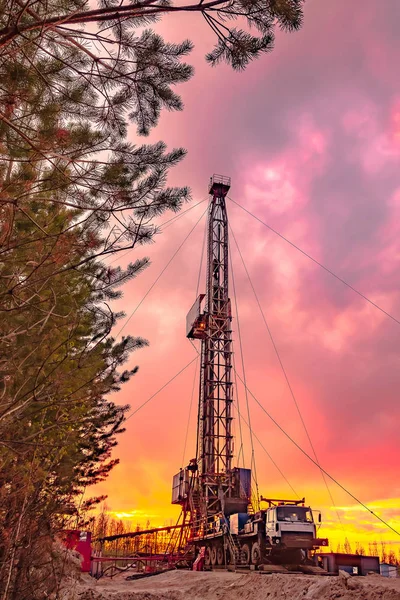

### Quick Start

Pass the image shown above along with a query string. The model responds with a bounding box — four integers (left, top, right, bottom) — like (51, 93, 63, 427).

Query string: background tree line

(89, 508, 400, 567)
(334, 538, 400, 566)
(0, 0, 304, 597)
(89, 506, 180, 558)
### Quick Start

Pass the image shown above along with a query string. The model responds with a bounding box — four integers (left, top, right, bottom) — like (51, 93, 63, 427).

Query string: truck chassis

(191, 527, 328, 571)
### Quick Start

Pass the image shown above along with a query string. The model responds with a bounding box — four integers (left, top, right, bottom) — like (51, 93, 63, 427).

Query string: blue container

(230, 512, 249, 535)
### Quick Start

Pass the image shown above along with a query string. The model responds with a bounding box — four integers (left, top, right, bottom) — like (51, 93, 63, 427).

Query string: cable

(189, 341, 298, 499)
(229, 224, 344, 532)
(228, 196, 400, 328)
(115, 206, 208, 337)
(188, 338, 202, 464)
(105, 198, 208, 266)
(195, 215, 207, 299)
(235, 396, 299, 498)
(161, 198, 208, 232)
(181, 356, 198, 468)
(232, 347, 245, 468)
(125, 356, 198, 423)
(232, 367, 400, 538)
(229, 237, 260, 510)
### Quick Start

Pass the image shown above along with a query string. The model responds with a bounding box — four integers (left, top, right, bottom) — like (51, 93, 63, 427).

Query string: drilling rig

(172, 175, 328, 569)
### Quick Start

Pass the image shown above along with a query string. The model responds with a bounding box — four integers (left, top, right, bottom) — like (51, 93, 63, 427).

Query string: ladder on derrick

(225, 527, 241, 566)
(189, 485, 207, 538)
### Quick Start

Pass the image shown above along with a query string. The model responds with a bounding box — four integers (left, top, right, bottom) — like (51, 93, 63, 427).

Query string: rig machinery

(172, 175, 328, 569)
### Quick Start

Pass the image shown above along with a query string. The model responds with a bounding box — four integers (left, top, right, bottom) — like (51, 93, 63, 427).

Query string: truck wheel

(216, 545, 224, 565)
(204, 546, 211, 566)
(251, 542, 261, 566)
(241, 544, 251, 565)
(211, 545, 217, 566)
(226, 547, 234, 565)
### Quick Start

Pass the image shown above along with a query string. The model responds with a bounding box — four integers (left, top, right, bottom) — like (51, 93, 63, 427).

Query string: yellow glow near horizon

(103, 495, 400, 559)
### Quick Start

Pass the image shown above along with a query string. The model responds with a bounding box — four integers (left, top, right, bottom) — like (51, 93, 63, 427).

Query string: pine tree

(343, 537, 352, 554)
(0, 34, 191, 299)
(0, 1, 304, 291)
(381, 541, 388, 563)
(0, 1, 304, 70)
(355, 541, 366, 556)
(369, 541, 379, 557)
(0, 201, 148, 598)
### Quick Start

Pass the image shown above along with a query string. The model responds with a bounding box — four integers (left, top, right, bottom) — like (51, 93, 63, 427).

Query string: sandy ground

(69, 569, 400, 600)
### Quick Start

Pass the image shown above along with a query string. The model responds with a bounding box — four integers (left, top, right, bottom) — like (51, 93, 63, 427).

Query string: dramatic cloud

(94, 0, 400, 550)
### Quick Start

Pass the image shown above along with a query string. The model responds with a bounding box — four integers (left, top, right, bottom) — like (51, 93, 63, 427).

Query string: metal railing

(209, 174, 231, 189)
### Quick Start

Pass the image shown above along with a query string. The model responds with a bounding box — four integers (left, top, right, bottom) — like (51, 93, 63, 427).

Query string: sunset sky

(93, 0, 400, 552)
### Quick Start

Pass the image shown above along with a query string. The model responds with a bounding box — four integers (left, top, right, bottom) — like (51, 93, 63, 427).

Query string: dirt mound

(75, 569, 400, 600)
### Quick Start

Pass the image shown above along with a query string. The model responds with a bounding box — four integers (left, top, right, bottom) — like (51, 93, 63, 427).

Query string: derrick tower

(172, 175, 251, 531)
(196, 175, 233, 515)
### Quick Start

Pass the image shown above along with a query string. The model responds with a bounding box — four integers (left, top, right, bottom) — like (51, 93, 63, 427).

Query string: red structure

(62, 530, 92, 572)
(192, 547, 206, 571)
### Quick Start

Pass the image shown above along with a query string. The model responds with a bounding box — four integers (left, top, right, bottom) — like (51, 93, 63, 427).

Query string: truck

(190, 497, 328, 568)
(172, 464, 328, 569)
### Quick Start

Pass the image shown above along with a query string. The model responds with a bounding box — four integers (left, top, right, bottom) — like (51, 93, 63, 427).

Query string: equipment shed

(380, 563, 399, 577)
(316, 553, 379, 576)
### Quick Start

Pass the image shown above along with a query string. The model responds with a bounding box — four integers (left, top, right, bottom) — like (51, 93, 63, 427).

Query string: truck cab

(261, 500, 328, 562)
(265, 505, 316, 546)
(228, 498, 328, 566)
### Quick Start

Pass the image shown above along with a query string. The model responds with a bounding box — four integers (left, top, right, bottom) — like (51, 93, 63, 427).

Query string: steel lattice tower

(173, 175, 250, 530)
(197, 175, 233, 515)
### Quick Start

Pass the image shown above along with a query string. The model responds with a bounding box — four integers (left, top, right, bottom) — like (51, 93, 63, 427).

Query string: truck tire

(251, 542, 261, 566)
(204, 546, 211, 566)
(226, 547, 235, 565)
(241, 543, 251, 565)
(211, 545, 217, 566)
(217, 545, 224, 566)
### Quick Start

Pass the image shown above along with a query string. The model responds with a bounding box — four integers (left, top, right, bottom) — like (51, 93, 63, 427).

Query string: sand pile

(51, 541, 85, 600)
(75, 569, 400, 600)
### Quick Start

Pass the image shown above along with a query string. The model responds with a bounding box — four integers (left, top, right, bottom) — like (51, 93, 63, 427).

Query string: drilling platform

(171, 175, 328, 569)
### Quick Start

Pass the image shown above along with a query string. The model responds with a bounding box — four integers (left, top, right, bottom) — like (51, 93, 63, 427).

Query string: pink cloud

(93, 1, 400, 544)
